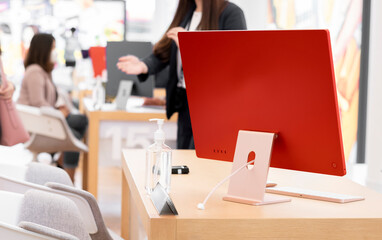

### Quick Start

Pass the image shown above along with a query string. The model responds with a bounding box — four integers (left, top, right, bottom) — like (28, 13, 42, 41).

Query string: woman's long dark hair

(24, 33, 55, 73)
(154, 0, 227, 62)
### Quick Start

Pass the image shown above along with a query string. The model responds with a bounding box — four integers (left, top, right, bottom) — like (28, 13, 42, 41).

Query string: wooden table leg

(82, 149, 89, 190)
(121, 170, 130, 239)
(83, 111, 99, 199)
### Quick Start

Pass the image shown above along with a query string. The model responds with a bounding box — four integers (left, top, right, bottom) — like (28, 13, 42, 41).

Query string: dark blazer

(138, 2, 247, 119)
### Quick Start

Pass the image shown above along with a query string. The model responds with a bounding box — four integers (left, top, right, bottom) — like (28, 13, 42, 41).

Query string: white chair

(0, 174, 123, 240)
(0, 189, 89, 240)
(0, 162, 73, 186)
(15, 104, 88, 159)
(0, 221, 61, 240)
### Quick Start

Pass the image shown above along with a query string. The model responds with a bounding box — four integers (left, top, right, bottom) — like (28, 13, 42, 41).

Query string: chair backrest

(0, 175, 97, 234)
(47, 183, 114, 240)
(16, 104, 88, 153)
(18, 190, 91, 240)
(25, 162, 73, 186)
(16, 104, 66, 140)
(0, 191, 60, 240)
(0, 162, 73, 187)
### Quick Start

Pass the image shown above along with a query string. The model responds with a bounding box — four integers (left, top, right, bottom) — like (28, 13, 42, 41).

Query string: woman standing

(18, 33, 88, 181)
(118, 0, 247, 149)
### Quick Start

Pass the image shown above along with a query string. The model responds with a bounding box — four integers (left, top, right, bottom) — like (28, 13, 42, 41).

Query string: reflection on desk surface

(83, 97, 166, 113)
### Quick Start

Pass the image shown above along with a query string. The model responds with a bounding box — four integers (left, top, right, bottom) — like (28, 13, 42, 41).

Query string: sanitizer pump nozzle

(150, 118, 165, 142)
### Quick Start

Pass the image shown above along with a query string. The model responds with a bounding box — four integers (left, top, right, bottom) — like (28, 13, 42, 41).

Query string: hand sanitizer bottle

(145, 118, 172, 194)
(92, 76, 105, 110)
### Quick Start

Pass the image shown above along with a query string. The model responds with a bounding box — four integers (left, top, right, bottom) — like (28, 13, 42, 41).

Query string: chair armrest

(19, 221, 78, 240)
(40, 107, 65, 120)
(40, 106, 88, 153)
(0, 221, 57, 240)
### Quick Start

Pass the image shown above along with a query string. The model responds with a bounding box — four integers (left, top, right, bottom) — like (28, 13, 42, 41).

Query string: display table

(121, 149, 382, 240)
(82, 98, 177, 198)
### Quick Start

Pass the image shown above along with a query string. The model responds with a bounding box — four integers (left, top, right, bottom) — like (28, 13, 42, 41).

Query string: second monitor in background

(106, 41, 154, 99)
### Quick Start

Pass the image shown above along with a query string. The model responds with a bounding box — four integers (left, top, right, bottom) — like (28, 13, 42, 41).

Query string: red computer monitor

(179, 30, 346, 176)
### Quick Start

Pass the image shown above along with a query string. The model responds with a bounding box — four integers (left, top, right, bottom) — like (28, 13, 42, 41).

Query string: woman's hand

(58, 105, 70, 118)
(117, 55, 148, 75)
(143, 97, 166, 106)
(166, 27, 186, 47)
(0, 82, 15, 100)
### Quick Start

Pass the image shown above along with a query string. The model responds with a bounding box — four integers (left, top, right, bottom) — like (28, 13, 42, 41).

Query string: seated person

(0, 44, 16, 143)
(17, 33, 88, 181)
(0, 45, 15, 101)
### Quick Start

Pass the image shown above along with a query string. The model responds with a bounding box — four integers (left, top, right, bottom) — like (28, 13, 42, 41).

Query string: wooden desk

(121, 149, 382, 240)
(82, 98, 176, 198)
(78, 89, 92, 114)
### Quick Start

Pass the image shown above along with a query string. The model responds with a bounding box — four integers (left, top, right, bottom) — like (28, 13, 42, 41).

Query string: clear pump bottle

(145, 119, 172, 194)
(92, 77, 105, 110)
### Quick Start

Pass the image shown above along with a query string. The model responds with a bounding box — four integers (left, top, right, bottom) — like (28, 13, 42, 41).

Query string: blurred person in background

(17, 33, 88, 181)
(118, 0, 247, 149)
(0, 43, 16, 141)
(64, 27, 80, 68)
(0, 44, 15, 101)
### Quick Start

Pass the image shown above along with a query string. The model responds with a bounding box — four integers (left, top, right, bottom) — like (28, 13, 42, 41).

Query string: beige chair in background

(15, 104, 88, 161)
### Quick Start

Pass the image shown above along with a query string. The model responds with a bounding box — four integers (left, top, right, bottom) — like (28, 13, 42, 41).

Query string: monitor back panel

(179, 30, 346, 176)
(106, 41, 154, 98)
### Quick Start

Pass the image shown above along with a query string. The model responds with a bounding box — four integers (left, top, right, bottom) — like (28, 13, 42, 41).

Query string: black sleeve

(137, 53, 169, 82)
(220, 2, 247, 30)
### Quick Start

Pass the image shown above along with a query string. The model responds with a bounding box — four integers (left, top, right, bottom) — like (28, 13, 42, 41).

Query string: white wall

(151, 0, 178, 43)
(365, 0, 382, 191)
(150, 0, 268, 44)
(230, 0, 268, 29)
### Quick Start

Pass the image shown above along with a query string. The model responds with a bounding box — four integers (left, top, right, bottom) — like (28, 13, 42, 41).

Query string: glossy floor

(74, 165, 121, 235)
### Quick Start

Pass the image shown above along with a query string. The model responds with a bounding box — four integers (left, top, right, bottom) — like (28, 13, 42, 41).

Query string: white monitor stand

(223, 130, 364, 205)
(223, 130, 290, 206)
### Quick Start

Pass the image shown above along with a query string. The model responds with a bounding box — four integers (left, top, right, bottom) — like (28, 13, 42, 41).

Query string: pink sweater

(17, 64, 57, 107)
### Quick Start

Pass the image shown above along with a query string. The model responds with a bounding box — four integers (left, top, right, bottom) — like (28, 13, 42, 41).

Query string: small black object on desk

(172, 165, 189, 174)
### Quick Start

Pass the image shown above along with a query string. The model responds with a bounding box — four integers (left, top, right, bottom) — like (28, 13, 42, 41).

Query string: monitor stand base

(223, 130, 290, 206)
(224, 193, 290, 206)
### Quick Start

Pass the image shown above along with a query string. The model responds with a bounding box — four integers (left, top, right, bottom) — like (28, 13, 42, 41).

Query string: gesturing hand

(166, 27, 186, 47)
(58, 105, 70, 118)
(117, 55, 148, 75)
